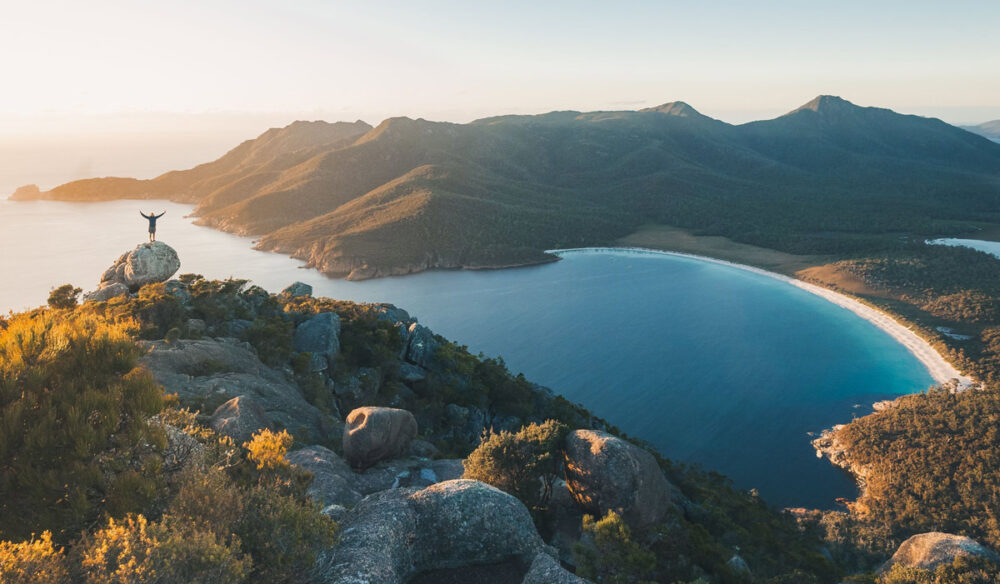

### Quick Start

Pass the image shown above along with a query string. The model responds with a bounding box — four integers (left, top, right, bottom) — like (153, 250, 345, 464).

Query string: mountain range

(965, 120, 1000, 141)
(12, 96, 1000, 279)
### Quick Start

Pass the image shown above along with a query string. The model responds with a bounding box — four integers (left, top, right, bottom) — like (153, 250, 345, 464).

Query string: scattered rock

(428, 459, 464, 482)
(398, 362, 427, 383)
(288, 445, 365, 508)
(880, 532, 1000, 573)
(294, 312, 341, 366)
(564, 429, 675, 528)
(314, 480, 547, 584)
(727, 554, 751, 576)
(343, 407, 418, 468)
(334, 367, 380, 405)
(186, 318, 207, 336)
(282, 281, 313, 297)
(157, 423, 205, 474)
(219, 318, 253, 338)
(409, 439, 438, 458)
(210, 395, 273, 443)
(164, 279, 191, 305)
(83, 281, 129, 303)
(405, 323, 440, 369)
(140, 337, 331, 442)
(522, 552, 590, 584)
(99, 241, 181, 291)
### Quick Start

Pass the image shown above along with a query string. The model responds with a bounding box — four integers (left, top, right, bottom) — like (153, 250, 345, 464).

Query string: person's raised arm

(140, 211, 150, 219)
(155, 211, 166, 219)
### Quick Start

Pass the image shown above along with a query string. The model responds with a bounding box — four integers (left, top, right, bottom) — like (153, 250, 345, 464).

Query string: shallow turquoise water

(0, 199, 934, 507)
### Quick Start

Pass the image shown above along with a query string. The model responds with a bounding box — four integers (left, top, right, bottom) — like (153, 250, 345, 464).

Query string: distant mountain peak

(640, 101, 705, 118)
(789, 95, 862, 116)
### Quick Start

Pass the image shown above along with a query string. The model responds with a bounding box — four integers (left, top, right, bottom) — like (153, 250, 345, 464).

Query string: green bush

(574, 511, 657, 584)
(462, 420, 568, 511)
(47, 284, 81, 310)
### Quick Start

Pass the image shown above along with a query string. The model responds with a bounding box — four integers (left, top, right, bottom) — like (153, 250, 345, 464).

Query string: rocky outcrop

(564, 429, 675, 528)
(97, 241, 181, 292)
(210, 395, 273, 443)
(404, 323, 440, 369)
(343, 407, 417, 469)
(140, 337, 331, 442)
(812, 425, 871, 492)
(880, 532, 999, 573)
(294, 312, 341, 370)
(282, 281, 313, 297)
(83, 281, 129, 303)
(522, 553, 590, 584)
(287, 444, 463, 509)
(313, 480, 548, 584)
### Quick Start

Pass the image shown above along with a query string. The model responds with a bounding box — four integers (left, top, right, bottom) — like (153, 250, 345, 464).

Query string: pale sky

(2, 0, 999, 133)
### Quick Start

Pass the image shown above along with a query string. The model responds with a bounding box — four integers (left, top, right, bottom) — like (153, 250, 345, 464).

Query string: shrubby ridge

(6, 206, 1000, 584)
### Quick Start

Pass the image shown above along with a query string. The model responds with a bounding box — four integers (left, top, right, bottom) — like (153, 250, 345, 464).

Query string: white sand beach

(551, 247, 974, 388)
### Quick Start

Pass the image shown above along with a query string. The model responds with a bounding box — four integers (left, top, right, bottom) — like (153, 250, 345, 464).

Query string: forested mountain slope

(15, 96, 1000, 279)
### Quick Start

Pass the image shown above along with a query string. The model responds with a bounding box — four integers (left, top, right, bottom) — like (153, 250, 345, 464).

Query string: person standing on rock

(140, 211, 166, 242)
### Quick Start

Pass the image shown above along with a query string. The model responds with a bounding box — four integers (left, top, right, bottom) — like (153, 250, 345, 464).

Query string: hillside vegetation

(0, 278, 852, 583)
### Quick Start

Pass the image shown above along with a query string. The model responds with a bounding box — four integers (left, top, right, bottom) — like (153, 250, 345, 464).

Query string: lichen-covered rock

(140, 337, 331, 442)
(343, 407, 417, 469)
(313, 480, 546, 584)
(522, 552, 591, 584)
(880, 532, 999, 573)
(158, 423, 205, 474)
(282, 281, 313, 297)
(404, 323, 440, 369)
(294, 312, 341, 365)
(564, 429, 674, 528)
(287, 445, 365, 508)
(210, 395, 273, 443)
(99, 241, 181, 291)
(83, 281, 129, 303)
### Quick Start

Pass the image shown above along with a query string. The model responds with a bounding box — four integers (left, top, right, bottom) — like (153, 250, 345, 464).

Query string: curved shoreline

(549, 246, 973, 387)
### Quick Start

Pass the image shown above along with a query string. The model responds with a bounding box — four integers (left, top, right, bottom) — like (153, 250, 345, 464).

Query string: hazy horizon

(3, 0, 998, 194)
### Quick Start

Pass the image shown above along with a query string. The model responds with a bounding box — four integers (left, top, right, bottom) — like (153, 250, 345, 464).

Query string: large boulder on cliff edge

(98, 241, 181, 291)
(564, 429, 675, 528)
(880, 532, 1000, 573)
(343, 407, 417, 469)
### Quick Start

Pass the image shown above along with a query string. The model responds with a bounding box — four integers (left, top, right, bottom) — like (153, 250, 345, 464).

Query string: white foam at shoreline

(549, 247, 973, 388)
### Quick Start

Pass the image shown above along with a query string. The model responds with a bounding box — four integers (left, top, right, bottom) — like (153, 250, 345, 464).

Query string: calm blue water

(0, 199, 934, 508)
(929, 237, 1000, 259)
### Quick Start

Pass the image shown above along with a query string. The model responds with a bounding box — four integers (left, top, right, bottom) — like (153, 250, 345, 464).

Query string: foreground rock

(314, 480, 548, 584)
(564, 429, 674, 528)
(880, 532, 1000, 573)
(210, 395, 273, 443)
(522, 552, 590, 584)
(286, 444, 463, 509)
(294, 311, 341, 369)
(343, 407, 418, 469)
(97, 241, 181, 292)
(140, 337, 331, 442)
